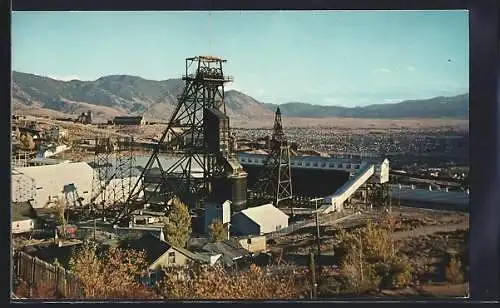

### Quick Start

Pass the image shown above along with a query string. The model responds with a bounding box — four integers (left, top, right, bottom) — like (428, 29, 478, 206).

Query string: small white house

(12, 201, 37, 234)
(231, 203, 289, 236)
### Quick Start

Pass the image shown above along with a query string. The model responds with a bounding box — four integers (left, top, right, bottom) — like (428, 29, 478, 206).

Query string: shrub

(69, 243, 157, 299)
(445, 257, 464, 284)
(159, 263, 307, 299)
(387, 257, 413, 289)
(208, 219, 227, 243)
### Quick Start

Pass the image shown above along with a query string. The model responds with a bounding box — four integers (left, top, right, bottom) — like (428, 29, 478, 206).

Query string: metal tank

(229, 172, 248, 212)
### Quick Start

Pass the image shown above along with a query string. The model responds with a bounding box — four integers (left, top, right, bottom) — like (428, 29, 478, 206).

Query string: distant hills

(265, 93, 469, 119)
(11, 71, 468, 121)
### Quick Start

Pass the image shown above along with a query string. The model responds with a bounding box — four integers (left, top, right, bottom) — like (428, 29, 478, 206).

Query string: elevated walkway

(317, 164, 375, 213)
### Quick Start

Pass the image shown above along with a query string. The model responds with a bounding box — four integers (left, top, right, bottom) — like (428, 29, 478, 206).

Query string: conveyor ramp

(317, 164, 375, 213)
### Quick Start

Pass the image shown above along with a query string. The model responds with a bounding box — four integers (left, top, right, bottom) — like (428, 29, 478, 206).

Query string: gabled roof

(16, 161, 94, 179)
(119, 232, 171, 264)
(202, 239, 249, 267)
(120, 232, 211, 265)
(12, 201, 37, 222)
(236, 204, 289, 227)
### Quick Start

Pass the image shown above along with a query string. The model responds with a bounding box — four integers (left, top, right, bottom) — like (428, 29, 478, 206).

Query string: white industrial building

(231, 203, 289, 236)
(12, 162, 94, 208)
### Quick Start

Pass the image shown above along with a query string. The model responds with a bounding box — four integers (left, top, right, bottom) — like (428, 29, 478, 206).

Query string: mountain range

(11, 71, 469, 121)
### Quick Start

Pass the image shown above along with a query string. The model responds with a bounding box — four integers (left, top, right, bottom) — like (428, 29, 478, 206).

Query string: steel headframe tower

(115, 56, 234, 223)
(90, 137, 114, 212)
(253, 107, 293, 206)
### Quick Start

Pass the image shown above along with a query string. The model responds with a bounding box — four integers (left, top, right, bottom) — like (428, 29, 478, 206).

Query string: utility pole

(389, 185, 392, 212)
(93, 218, 96, 241)
(398, 183, 401, 207)
(358, 234, 364, 284)
(309, 252, 317, 299)
(311, 197, 323, 255)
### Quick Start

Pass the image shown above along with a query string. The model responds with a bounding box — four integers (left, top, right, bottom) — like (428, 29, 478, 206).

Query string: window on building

(247, 238, 252, 244)
(276, 225, 282, 231)
(168, 252, 176, 264)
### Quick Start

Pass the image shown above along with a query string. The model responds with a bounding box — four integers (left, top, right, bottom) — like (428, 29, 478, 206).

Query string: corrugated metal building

(113, 116, 144, 126)
(14, 162, 94, 208)
(231, 204, 289, 236)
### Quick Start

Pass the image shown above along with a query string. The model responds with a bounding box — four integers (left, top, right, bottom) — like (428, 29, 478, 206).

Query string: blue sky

(12, 10, 469, 107)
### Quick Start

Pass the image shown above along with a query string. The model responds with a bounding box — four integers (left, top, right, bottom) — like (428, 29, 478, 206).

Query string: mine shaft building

(113, 116, 144, 126)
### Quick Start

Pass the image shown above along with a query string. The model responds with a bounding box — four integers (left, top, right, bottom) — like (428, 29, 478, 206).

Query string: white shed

(12, 201, 37, 234)
(231, 204, 289, 236)
(15, 162, 94, 208)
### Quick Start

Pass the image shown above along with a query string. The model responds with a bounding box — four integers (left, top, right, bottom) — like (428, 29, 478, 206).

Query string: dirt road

(392, 223, 468, 241)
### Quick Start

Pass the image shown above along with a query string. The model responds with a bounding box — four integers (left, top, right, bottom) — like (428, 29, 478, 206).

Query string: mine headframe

(114, 56, 237, 223)
(251, 107, 293, 206)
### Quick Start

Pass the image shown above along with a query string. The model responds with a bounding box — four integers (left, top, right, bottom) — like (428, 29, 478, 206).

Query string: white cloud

(383, 98, 403, 104)
(372, 68, 392, 74)
(48, 74, 84, 81)
(406, 66, 416, 72)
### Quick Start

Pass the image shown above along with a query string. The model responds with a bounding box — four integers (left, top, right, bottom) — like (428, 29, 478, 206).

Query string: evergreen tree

(164, 197, 192, 248)
(208, 218, 227, 242)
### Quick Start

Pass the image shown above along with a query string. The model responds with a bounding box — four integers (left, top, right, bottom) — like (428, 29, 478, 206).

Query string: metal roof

(237, 204, 289, 227)
(392, 186, 469, 206)
(16, 162, 94, 207)
(12, 201, 37, 222)
(238, 152, 388, 168)
(202, 240, 248, 267)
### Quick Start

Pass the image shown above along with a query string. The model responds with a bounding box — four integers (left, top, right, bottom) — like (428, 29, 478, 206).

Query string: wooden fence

(12, 251, 84, 299)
